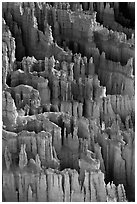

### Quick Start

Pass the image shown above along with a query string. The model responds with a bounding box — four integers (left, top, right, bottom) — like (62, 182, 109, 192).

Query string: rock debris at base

(2, 2, 135, 202)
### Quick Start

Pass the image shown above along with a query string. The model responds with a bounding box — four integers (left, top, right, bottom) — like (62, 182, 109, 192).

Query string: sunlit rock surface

(2, 2, 135, 202)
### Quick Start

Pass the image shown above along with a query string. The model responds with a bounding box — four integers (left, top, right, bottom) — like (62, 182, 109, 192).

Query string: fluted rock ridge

(2, 2, 135, 202)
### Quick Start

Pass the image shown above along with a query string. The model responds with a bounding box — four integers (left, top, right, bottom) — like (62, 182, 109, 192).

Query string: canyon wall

(2, 2, 135, 202)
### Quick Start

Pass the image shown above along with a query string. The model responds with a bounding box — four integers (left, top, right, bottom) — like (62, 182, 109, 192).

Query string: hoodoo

(2, 2, 135, 202)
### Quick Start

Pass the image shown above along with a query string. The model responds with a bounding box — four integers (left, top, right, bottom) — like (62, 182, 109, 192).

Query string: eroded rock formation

(2, 2, 135, 202)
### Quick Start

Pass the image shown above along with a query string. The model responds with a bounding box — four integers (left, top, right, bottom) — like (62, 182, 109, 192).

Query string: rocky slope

(2, 2, 135, 202)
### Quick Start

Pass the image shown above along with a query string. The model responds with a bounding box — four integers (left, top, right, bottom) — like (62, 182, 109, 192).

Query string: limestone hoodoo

(2, 2, 135, 202)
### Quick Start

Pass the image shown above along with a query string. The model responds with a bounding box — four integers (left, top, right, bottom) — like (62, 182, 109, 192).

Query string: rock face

(2, 169, 127, 202)
(2, 2, 135, 202)
(2, 19, 16, 88)
(2, 2, 72, 62)
(2, 91, 18, 130)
